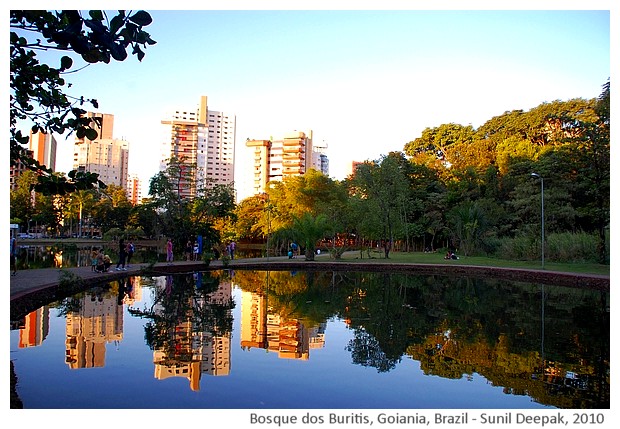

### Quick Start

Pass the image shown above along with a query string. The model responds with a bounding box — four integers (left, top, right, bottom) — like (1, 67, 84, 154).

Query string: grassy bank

(329, 250, 610, 276)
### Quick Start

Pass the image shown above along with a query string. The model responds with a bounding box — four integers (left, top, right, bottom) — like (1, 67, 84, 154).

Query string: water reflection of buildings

(151, 277, 232, 391)
(18, 307, 50, 348)
(65, 292, 123, 369)
(63, 278, 144, 368)
(240, 290, 325, 360)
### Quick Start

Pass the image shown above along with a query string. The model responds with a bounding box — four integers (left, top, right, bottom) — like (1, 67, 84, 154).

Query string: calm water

(10, 270, 609, 409)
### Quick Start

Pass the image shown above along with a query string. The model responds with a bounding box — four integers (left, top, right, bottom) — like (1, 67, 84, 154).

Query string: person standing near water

(166, 238, 174, 264)
(10, 236, 17, 276)
(116, 238, 127, 271)
(126, 240, 135, 267)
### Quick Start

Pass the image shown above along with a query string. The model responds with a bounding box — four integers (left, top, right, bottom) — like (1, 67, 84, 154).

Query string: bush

(496, 235, 538, 260)
(546, 231, 598, 263)
(494, 231, 602, 263)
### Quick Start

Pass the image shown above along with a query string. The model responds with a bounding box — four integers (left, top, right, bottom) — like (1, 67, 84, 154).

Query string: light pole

(265, 201, 273, 261)
(531, 173, 544, 269)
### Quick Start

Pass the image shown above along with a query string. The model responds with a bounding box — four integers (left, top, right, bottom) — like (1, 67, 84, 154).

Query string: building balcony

(282, 139, 305, 146)
(282, 161, 303, 167)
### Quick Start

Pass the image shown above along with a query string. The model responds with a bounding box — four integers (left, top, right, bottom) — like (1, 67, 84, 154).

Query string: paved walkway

(9, 255, 298, 302)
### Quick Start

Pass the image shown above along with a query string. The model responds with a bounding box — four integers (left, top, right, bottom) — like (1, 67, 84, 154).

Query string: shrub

(494, 231, 602, 263)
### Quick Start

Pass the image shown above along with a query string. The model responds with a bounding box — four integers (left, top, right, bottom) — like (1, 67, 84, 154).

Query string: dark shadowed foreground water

(10, 269, 609, 410)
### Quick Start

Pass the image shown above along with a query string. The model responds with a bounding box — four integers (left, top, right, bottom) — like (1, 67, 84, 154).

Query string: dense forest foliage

(240, 82, 610, 263)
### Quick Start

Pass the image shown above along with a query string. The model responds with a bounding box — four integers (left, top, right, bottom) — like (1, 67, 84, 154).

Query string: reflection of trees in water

(346, 328, 399, 373)
(232, 269, 609, 408)
(128, 272, 234, 352)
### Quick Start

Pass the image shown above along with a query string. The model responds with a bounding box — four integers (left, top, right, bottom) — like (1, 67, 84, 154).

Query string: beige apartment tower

(72, 112, 129, 188)
(246, 130, 314, 195)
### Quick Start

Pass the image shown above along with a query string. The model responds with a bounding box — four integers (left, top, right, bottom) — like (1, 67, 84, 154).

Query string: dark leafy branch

(10, 10, 156, 195)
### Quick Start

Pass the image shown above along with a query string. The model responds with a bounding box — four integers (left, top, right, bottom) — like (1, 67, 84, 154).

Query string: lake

(10, 269, 609, 410)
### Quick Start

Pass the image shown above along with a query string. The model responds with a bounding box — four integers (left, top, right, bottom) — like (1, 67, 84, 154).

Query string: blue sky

(14, 4, 612, 201)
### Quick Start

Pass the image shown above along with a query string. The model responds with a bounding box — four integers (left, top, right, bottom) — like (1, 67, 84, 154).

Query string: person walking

(193, 241, 199, 261)
(229, 240, 236, 260)
(116, 238, 127, 271)
(166, 238, 174, 264)
(126, 240, 135, 267)
(10, 236, 17, 276)
(185, 239, 192, 261)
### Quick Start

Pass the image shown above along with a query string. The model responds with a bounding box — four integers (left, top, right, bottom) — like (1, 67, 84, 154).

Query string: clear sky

(13, 2, 613, 202)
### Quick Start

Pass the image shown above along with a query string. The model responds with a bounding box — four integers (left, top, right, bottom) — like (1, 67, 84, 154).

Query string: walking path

(9, 255, 292, 301)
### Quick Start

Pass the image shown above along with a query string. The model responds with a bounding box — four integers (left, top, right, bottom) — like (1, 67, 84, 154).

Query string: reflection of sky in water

(10, 276, 603, 409)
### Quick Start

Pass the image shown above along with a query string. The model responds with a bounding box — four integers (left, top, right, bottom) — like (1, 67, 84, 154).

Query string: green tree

(127, 199, 159, 239)
(10, 10, 156, 195)
(148, 157, 196, 249)
(10, 170, 39, 232)
(551, 82, 610, 262)
(404, 123, 475, 168)
(233, 195, 269, 242)
(148, 157, 237, 252)
(349, 153, 412, 258)
(446, 201, 491, 256)
(90, 184, 133, 234)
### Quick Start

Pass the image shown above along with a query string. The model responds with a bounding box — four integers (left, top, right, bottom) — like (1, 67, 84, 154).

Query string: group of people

(90, 247, 112, 273)
(184, 239, 204, 261)
(225, 241, 236, 259)
(91, 239, 135, 273)
(444, 250, 459, 260)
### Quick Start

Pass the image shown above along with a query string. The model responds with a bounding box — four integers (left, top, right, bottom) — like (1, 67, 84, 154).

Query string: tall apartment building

(311, 139, 329, 176)
(246, 130, 321, 195)
(72, 112, 129, 188)
(126, 174, 142, 205)
(160, 95, 236, 199)
(10, 131, 58, 190)
(29, 130, 57, 171)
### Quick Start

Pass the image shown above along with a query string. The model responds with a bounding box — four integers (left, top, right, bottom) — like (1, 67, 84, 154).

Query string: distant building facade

(126, 174, 142, 205)
(311, 139, 329, 176)
(72, 112, 129, 188)
(246, 130, 323, 195)
(10, 131, 58, 190)
(160, 95, 236, 199)
(29, 131, 58, 171)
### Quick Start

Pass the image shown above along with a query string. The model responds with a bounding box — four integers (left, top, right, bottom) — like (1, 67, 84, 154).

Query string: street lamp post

(265, 202, 272, 262)
(531, 173, 544, 269)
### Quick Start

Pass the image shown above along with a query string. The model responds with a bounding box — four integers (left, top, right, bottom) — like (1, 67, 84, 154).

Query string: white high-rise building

(72, 113, 129, 188)
(160, 96, 236, 199)
(311, 139, 329, 176)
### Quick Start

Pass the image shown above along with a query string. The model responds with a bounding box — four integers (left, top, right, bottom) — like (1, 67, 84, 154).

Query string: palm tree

(283, 212, 331, 261)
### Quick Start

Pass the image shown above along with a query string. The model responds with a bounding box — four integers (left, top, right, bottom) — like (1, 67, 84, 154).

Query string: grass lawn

(329, 250, 610, 276)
